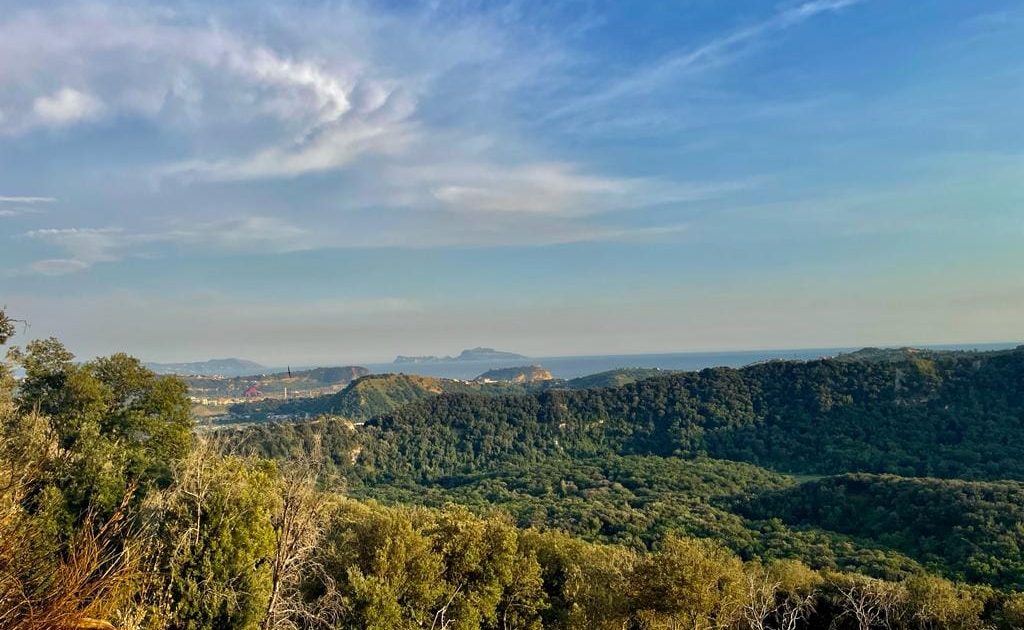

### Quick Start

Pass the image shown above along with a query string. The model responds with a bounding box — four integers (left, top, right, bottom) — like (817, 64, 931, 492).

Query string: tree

(260, 438, 333, 630)
(1001, 592, 1024, 630)
(767, 560, 820, 630)
(740, 562, 784, 630)
(830, 573, 906, 630)
(496, 545, 546, 630)
(901, 574, 985, 630)
(153, 438, 277, 630)
(428, 506, 520, 630)
(0, 308, 15, 346)
(318, 500, 445, 630)
(523, 529, 635, 630)
(0, 410, 145, 630)
(11, 341, 193, 522)
(633, 536, 745, 630)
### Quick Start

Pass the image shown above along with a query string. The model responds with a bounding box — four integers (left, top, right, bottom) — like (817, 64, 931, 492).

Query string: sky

(1, 0, 1023, 365)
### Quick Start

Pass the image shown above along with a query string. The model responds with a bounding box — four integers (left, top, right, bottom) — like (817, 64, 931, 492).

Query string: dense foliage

(264, 348, 1024, 481)
(3, 308, 1024, 629)
(232, 347, 1024, 588)
(563, 367, 672, 389)
(741, 474, 1024, 589)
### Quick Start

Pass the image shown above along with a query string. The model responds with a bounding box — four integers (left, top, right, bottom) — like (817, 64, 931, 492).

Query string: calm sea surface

(362, 342, 1019, 380)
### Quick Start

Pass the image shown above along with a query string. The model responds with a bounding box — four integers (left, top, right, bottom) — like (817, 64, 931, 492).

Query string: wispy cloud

(22, 217, 313, 274)
(0, 3, 398, 139)
(167, 90, 418, 180)
(548, 0, 868, 121)
(0, 195, 54, 218)
(0, 208, 43, 218)
(0, 196, 56, 203)
(0, 1, 788, 263)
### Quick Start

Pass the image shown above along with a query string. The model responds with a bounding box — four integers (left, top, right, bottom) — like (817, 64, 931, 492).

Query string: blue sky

(1, 0, 1022, 364)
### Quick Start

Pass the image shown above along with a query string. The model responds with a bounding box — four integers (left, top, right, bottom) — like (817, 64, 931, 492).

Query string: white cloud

(184, 216, 311, 252)
(169, 91, 418, 180)
(25, 227, 124, 266)
(32, 88, 103, 126)
(0, 208, 41, 217)
(0, 3, 395, 140)
(0, 197, 55, 217)
(0, 196, 56, 203)
(30, 259, 91, 275)
(413, 162, 746, 217)
(23, 217, 312, 274)
(0, 2, 755, 253)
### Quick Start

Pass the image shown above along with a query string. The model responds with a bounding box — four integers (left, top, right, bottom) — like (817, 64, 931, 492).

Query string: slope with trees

(4, 307, 1024, 629)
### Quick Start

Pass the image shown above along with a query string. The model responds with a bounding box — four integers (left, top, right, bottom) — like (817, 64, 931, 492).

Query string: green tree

(11, 340, 192, 520)
(318, 500, 445, 630)
(525, 529, 635, 630)
(633, 536, 745, 630)
(1000, 592, 1024, 630)
(155, 441, 277, 630)
(429, 505, 520, 630)
(903, 574, 985, 630)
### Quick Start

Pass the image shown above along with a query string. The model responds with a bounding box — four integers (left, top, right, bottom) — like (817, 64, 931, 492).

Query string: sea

(361, 342, 1020, 381)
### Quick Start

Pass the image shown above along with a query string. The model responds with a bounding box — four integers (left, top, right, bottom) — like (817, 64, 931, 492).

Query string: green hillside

(229, 372, 529, 421)
(235, 346, 1024, 587)
(741, 473, 1024, 589)
(563, 367, 671, 389)
(4, 309, 1024, 629)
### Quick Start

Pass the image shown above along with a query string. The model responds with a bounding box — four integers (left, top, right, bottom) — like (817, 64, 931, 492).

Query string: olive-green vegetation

(297, 347, 1024, 481)
(224, 368, 679, 422)
(563, 367, 672, 389)
(228, 372, 530, 422)
(3, 306, 1024, 630)
(741, 474, 1024, 589)
(233, 347, 1024, 589)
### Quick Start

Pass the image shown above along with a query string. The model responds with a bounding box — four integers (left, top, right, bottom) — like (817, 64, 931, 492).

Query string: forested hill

(360, 346, 1024, 481)
(741, 474, 1024, 588)
(234, 346, 1024, 588)
(229, 372, 529, 422)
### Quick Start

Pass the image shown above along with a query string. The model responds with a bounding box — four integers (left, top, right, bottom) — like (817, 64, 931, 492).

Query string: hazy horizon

(30, 337, 1024, 370)
(3, 1, 1022, 363)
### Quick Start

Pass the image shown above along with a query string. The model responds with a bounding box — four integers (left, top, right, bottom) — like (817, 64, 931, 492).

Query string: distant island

(145, 357, 267, 377)
(394, 346, 528, 364)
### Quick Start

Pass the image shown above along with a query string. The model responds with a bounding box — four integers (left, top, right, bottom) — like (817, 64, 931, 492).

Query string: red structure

(243, 384, 263, 398)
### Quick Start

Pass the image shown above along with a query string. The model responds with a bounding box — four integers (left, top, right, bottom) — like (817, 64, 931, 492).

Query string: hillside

(475, 364, 554, 383)
(344, 345, 1024, 479)
(5, 311, 1024, 629)
(564, 367, 670, 389)
(236, 346, 1024, 587)
(146, 357, 266, 376)
(741, 474, 1024, 589)
(228, 372, 529, 422)
(835, 345, 1023, 363)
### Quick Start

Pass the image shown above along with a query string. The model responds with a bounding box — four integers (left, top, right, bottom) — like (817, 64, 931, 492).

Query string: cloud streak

(22, 217, 314, 274)
(548, 0, 868, 120)
(0, 196, 56, 203)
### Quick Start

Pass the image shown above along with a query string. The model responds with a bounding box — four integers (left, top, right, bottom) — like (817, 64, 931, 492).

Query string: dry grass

(0, 414, 144, 630)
